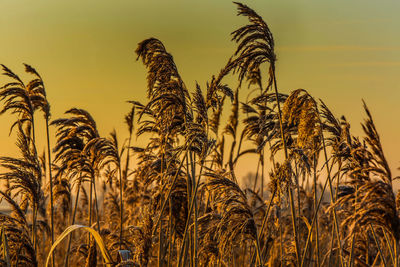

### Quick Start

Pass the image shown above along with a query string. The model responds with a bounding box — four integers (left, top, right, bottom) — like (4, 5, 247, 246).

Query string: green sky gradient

(0, 0, 399, 180)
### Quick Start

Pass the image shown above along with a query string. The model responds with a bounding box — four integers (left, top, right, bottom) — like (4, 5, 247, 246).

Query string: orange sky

(0, 0, 399, 183)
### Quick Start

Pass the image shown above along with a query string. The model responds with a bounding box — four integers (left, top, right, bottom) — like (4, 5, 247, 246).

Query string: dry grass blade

(45, 225, 113, 267)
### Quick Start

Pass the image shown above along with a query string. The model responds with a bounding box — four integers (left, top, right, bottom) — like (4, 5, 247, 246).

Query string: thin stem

(271, 64, 301, 266)
(45, 117, 55, 267)
(394, 238, 398, 267)
(152, 152, 188, 236)
(313, 155, 320, 267)
(190, 152, 198, 267)
(177, 163, 204, 267)
(250, 188, 276, 265)
(383, 229, 394, 266)
(158, 218, 163, 267)
(167, 198, 173, 267)
(92, 178, 100, 233)
(260, 149, 264, 199)
(294, 161, 301, 246)
(328, 223, 335, 267)
(301, 170, 337, 267)
(118, 164, 123, 250)
(88, 178, 93, 244)
(254, 238, 264, 267)
(259, 188, 276, 240)
(370, 224, 387, 267)
(64, 182, 81, 267)
(120, 123, 133, 250)
(253, 156, 261, 192)
(32, 202, 37, 252)
(315, 103, 346, 267)
(349, 185, 359, 267)
(279, 197, 283, 267)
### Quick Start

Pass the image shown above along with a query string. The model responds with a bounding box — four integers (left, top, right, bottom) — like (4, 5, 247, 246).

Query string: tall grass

(0, 2, 398, 266)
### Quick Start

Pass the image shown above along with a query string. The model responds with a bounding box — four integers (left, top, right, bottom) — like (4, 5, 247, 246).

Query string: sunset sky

(0, 0, 399, 181)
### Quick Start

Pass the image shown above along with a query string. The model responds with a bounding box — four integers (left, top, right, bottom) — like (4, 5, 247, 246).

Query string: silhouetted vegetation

(0, 2, 398, 266)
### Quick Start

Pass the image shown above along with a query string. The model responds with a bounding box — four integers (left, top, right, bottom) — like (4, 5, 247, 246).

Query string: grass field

(0, 2, 398, 267)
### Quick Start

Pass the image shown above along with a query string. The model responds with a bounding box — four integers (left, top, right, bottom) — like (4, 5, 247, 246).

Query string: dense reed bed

(0, 2, 398, 266)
